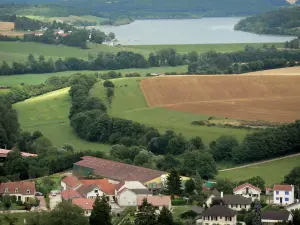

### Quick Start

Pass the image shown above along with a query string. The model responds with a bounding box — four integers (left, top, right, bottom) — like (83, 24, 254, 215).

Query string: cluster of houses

(0, 155, 299, 225)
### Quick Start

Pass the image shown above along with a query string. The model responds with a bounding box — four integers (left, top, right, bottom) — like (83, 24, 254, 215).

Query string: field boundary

(219, 153, 300, 172)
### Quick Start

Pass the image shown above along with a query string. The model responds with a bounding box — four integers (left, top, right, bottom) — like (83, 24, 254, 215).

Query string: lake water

(99, 17, 295, 45)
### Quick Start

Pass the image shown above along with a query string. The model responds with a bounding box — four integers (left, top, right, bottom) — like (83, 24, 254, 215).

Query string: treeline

(234, 7, 300, 37)
(188, 46, 300, 74)
(285, 38, 300, 49)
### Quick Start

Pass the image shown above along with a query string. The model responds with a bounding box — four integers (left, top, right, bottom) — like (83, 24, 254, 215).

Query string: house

(202, 205, 237, 225)
(61, 176, 81, 191)
(233, 183, 261, 201)
(80, 179, 116, 201)
(115, 181, 150, 206)
(61, 189, 82, 201)
(261, 210, 292, 225)
(77, 184, 104, 199)
(205, 189, 221, 207)
(285, 201, 300, 212)
(273, 184, 294, 205)
(137, 196, 172, 211)
(0, 149, 37, 158)
(72, 198, 95, 216)
(265, 187, 273, 196)
(0, 181, 35, 202)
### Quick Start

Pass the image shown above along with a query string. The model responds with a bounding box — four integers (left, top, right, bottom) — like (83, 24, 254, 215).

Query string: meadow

(218, 154, 300, 185)
(90, 78, 250, 143)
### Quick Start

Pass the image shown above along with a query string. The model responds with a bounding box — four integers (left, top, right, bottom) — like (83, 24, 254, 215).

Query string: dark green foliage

(252, 200, 262, 225)
(103, 80, 115, 88)
(166, 169, 182, 196)
(135, 199, 157, 225)
(89, 195, 112, 225)
(157, 206, 174, 225)
(211, 135, 239, 162)
(284, 166, 300, 199)
(239, 176, 265, 191)
(180, 210, 198, 219)
(184, 179, 195, 194)
(212, 178, 235, 194)
(171, 199, 186, 206)
(292, 209, 300, 225)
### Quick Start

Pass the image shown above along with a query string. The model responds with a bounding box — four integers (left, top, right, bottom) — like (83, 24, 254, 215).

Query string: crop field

(0, 21, 14, 30)
(90, 78, 249, 143)
(0, 22, 24, 37)
(218, 154, 300, 185)
(14, 88, 111, 153)
(0, 66, 187, 86)
(245, 66, 300, 75)
(140, 74, 300, 122)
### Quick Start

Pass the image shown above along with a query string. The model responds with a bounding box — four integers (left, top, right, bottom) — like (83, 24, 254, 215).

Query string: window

(276, 197, 279, 200)
(26, 189, 30, 194)
(94, 190, 98, 193)
(220, 217, 222, 219)
(4, 188, 8, 193)
(276, 191, 279, 194)
(285, 191, 289, 195)
(229, 217, 232, 221)
(15, 188, 18, 193)
(285, 198, 289, 202)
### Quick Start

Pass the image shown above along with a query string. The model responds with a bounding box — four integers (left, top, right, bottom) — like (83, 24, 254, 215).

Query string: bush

(171, 199, 186, 205)
(103, 80, 115, 88)
(191, 120, 206, 126)
(180, 210, 198, 219)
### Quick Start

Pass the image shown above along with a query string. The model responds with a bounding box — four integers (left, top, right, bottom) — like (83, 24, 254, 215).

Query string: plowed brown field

(0, 22, 14, 30)
(140, 74, 300, 122)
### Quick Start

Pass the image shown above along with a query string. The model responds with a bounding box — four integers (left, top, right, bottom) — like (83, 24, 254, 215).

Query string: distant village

(0, 154, 299, 225)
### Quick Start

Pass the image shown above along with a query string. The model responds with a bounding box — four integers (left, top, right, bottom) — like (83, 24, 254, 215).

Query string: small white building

(0, 181, 36, 203)
(233, 183, 261, 201)
(273, 184, 294, 205)
(205, 189, 221, 207)
(202, 205, 237, 225)
(262, 210, 292, 225)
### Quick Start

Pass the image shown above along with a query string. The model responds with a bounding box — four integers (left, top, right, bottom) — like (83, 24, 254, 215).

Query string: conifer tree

(166, 169, 182, 196)
(157, 206, 174, 225)
(89, 195, 112, 225)
(134, 199, 157, 225)
(252, 200, 262, 225)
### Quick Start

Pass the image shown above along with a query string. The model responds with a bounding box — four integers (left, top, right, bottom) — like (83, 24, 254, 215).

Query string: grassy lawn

(90, 78, 250, 143)
(0, 66, 187, 86)
(172, 206, 192, 220)
(13, 88, 111, 153)
(0, 212, 43, 225)
(218, 154, 300, 186)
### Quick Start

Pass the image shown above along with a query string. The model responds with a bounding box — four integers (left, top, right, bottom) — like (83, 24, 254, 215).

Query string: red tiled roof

(0, 149, 37, 158)
(137, 196, 171, 207)
(61, 176, 81, 189)
(273, 184, 293, 191)
(80, 179, 116, 195)
(61, 190, 82, 200)
(0, 181, 36, 195)
(74, 156, 165, 183)
(265, 187, 273, 191)
(72, 198, 95, 210)
(233, 183, 261, 193)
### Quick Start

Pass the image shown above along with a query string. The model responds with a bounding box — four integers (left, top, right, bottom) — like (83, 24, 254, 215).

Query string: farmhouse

(137, 195, 172, 211)
(273, 184, 294, 205)
(233, 183, 261, 201)
(202, 205, 237, 225)
(0, 181, 36, 202)
(261, 210, 292, 225)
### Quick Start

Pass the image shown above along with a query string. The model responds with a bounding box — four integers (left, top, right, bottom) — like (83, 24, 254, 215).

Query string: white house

(273, 184, 294, 205)
(233, 183, 261, 201)
(202, 205, 237, 225)
(137, 196, 171, 212)
(205, 189, 221, 207)
(262, 210, 292, 225)
(285, 201, 300, 212)
(77, 184, 104, 199)
(0, 181, 36, 203)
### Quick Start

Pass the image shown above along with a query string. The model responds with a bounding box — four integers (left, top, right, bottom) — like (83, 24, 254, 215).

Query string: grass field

(0, 66, 187, 86)
(90, 78, 250, 143)
(0, 212, 43, 225)
(218, 155, 300, 185)
(14, 88, 111, 153)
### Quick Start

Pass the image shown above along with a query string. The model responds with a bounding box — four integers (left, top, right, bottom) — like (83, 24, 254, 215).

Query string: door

(280, 197, 282, 204)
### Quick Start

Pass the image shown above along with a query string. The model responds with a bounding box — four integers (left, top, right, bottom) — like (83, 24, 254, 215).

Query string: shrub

(180, 210, 198, 219)
(191, 120, 206, 126)
(171, 199, 186, 205)
(103, 80, 115, 88)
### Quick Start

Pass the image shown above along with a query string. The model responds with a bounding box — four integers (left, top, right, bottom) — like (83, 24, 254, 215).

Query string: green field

(90, 78, 250, 143)
(0, 66, 187, 86)
(14, 88, 111, 153)
(218, 155, 300, 185)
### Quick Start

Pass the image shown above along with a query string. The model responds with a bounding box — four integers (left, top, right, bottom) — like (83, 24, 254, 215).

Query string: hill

(235, 7, 300, 36)
(140, 74, 300, 122)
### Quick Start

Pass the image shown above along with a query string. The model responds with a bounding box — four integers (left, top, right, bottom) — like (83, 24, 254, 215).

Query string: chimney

(221, 191, 223, 198)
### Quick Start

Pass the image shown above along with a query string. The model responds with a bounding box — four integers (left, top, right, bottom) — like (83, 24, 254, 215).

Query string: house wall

(86, 187, 104, 199)
(226, 204, 251, 211)
(286, 202, 300, 211)
(205, 195, 216, 207)
(234, 187, 261, 201)
(61, 182, 67, 191)
(5, 194, 35, 202)
(117, 190, 137, 206)
(203, 215, 237, 225)
(273, 188, 294, 205)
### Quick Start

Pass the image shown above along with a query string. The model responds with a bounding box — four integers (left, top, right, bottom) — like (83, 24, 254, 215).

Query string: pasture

(218, 154, 300, 185)
(14, 88, 111, 153)
(140, 74, 300, 122)
(90, 78, 249, 143)
(0, 66, 187, 86)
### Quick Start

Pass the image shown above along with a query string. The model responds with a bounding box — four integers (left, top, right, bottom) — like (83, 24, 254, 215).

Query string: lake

(99, 18, 295, 45)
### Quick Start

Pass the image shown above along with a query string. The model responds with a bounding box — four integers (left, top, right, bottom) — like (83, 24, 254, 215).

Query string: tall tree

(166, 169, 182, 196)
(194, 170, 203, 194)
(252, 200, 262, 225)
(134, 199, 157, 225)
(185, 179, 196, 194)
(292, 209, 300, 225)
(157, 206, 174, 225)
(89, 195, 112, 225)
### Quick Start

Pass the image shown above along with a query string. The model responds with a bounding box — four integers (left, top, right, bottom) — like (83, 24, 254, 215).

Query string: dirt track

(140, 73, 300, 122)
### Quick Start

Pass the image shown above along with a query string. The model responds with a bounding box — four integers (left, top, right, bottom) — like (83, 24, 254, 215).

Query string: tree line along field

(140, 74, 300, 122)
(90, 77, 250, 143)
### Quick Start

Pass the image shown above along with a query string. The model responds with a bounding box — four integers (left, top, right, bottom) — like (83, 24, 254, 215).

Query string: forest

(234, 7, 300, 36)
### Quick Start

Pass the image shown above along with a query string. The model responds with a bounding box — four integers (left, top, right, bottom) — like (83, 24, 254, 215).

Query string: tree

(189, 136, 204, 150)
(252, 200, 262, 225)
(292, 209, 300, 225)
(134, 199, 157, 225)
(187, 51, 198, 63)
(166, 169, 182, 196)
(185, 179, 196, 194)
(211, 135, 238, 162)
(48, 201, 88, 225)
(240, 176, 265, 191)
(157, 206, 174, 225)
(3, 215, 18, 225)
(2, 195, 12, 210)
(211, 178, 235, 194)
(166, 134, 186, 155)
(89, 195, 112, 225)
(194, 170, 203, 194)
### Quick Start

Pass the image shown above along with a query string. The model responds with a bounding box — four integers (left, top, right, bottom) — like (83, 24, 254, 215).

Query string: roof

(61, 190, 82, 200)
(80, 179, 116, 195)
(61, 176, 81, 189)
(77, 184, 98, 196)
(265, 187, 273, 191)
(0, 149, 37, 158)
(0, 181, 36, 195)
(233, 183, 261, 193)
(273, 184, 293, 191)
(202, 205, 237, 217)
(285, 201, 300, 209)
(262, 211, 291, 221)
(72, 198, 95, 210)
(137, 196, 171, 207)
(191, 206, 204, 214)
(118, 187, 150, 195)
(220, 195, 251, 205)
(211, 188, 221, 197)
(74, 156, 165, 183)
